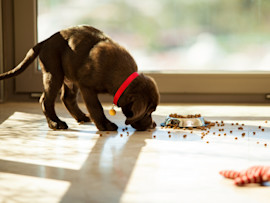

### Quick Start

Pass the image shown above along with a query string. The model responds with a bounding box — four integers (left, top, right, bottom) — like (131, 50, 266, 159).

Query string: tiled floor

(0, 102, 270, 203)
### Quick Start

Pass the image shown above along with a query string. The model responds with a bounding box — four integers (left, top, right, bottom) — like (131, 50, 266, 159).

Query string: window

(10, 0, 270, 102)
(38, 0, 270, 73)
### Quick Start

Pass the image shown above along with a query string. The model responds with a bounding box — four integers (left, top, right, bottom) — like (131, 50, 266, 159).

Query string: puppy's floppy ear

(125, 97, 148, 125)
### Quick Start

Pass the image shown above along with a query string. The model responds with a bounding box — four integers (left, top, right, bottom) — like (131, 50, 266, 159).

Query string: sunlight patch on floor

(0, 172, 70, 203)
(0, 112, 99, 170)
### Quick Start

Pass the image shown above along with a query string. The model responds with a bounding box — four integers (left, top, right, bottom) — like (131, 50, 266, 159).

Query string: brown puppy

(0, 25, 159, 131)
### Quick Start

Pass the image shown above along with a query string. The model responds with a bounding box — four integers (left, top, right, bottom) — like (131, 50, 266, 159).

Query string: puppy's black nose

(151, 121, 157, 129)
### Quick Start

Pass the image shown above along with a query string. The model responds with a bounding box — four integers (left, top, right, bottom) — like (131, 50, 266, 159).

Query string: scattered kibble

(100, 134, 103, 137)
(163, 113, 267, 148)
(120, 134, 123, 137)
(206, 141, 209, 144)
(153, 135, 156, 138)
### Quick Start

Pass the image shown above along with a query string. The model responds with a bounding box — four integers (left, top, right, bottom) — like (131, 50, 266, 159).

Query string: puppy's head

(120, 74, 159, 131)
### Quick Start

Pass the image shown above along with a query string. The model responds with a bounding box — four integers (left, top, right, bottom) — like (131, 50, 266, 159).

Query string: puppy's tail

(0, 42, 43, 80)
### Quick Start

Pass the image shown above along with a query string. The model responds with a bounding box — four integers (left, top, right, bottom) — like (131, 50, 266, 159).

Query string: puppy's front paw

(48, 120, 68, 130)
(77, 114, 91, 123)
(97, 121, 118, 131)
(106, 122, 118, 131)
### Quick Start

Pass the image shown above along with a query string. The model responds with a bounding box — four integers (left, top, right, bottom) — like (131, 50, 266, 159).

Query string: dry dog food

(159, 114, 268, 148)
(161, 114, 215, 128)
(169, 114, 201, 118)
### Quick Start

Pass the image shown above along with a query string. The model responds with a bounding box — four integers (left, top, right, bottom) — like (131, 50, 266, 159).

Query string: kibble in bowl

(161, 113, 215, 129)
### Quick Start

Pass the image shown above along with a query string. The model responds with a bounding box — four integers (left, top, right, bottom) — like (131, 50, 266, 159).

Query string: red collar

(113, 72, 139, 106)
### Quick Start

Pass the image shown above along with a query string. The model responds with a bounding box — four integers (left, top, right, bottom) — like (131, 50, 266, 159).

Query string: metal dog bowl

(161, 116, 206, 128)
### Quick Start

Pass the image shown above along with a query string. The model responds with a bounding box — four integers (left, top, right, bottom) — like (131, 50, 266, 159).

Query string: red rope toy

(220, 166, 270, 186)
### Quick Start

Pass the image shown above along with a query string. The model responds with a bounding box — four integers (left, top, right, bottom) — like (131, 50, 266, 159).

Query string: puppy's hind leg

(40, 72, 68, 130)
(61, 82, 91, 123)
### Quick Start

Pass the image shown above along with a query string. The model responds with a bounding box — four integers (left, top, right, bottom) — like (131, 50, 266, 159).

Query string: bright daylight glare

(38, 0, 270, 72)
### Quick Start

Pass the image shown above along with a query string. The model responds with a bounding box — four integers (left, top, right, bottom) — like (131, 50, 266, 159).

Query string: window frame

(14, 0, 42, 93)
(11, 0, 270, 103)
(0, 0, 3, 102)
